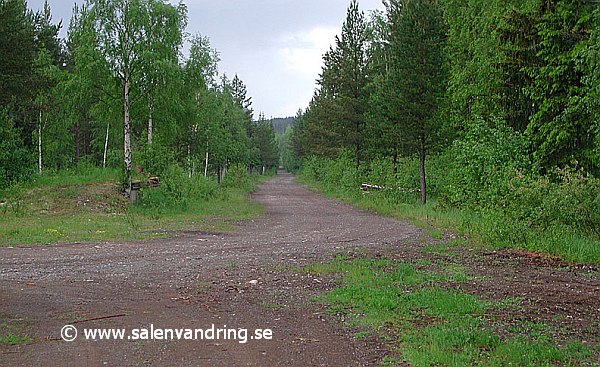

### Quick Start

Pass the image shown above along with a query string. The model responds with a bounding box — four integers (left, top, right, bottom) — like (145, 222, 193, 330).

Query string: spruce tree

(386, 0, 446, 204)
(306, 0, 371, 168)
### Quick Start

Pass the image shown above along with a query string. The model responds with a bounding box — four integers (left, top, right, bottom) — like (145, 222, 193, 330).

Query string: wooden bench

(128, 177, 161, 202)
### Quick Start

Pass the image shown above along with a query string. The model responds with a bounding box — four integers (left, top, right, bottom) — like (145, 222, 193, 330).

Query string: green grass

(379, 356, 401, 366)
(0, 333, 32, 346)
(421, 242, 458, 256)
(427, 228, 443, 240)
(0, 168, 265, 245)
(353, 331, 370, 339)
(296, 175, 600, 264)
(301, 257, 596, 367)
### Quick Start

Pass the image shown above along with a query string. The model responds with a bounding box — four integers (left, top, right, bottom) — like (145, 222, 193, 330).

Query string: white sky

(27, 0, 385, 119)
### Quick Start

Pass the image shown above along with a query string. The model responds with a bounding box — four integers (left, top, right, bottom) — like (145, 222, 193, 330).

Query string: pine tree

(324, 0, 371, 169)
(0, 0, 37, 146)
(496, 6, 538, 133)
(231, 74, 254, 123)
(33, 0, 63, 67)
(385, 0, 447, 204)
(253, 115, 279, 173)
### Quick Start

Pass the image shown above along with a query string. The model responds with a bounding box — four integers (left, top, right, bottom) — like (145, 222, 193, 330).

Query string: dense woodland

(0, 0, 279, 192)
(283, 0, 600, 261)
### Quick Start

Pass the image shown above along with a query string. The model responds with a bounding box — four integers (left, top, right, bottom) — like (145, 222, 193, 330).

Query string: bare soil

(1, 173, 599, 366)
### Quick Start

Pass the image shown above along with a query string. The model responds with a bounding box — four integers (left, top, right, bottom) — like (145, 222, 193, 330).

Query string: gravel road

(2, 173, 599, 366)
(0, 173, 422, 366)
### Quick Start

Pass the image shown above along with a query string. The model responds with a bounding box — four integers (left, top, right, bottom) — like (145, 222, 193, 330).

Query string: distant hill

(267, 117, 296, 134)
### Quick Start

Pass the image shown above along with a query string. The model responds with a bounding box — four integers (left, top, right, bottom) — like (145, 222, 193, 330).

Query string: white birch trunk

(204, 141, 209, 177)
(124, 74, 132, 194)
(187, 144, 192, 178)
(38, 110, 42, 176)
(103, 120, 110, 169)
(123, 1, 132, 195)
(148, 100, 153, 145)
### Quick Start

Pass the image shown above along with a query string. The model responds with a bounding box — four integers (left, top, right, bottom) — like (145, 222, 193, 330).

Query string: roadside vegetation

(281, 0, 600, 265)
(0, 165, 266, 246)
(300, 256, 598, 367)
(1, 0, 281, 246)
(0, 333, 32, 346)
(297, 153, 600, 265)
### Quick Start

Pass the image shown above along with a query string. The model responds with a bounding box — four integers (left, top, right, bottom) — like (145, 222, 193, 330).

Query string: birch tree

(33, 49, 60, 175)
(183, 34, 220, 176)
(31, 1, 64, 175)
(138, 0, 186, 145)
(85, 0, 143, 191)
(84, 0, 186, 193)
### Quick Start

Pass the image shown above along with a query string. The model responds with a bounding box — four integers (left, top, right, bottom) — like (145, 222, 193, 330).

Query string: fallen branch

(361, 183, 421, 193)
(72, 313, 127, 324)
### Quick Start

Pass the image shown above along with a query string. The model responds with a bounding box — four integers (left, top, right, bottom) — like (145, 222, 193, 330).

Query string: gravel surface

(0, 173, 421, 367)
(1, 173, 598, 366)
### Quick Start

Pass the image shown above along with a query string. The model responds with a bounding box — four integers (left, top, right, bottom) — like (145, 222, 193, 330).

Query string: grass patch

(379, 356, 401, 366)
(421, 242, 458, 257)
(427, 229, 443, 240)
(0, 333, 32, 346)
(303, 256, 596, 367)
(0, 169, 266, 245)
(353, 330, 370, 339)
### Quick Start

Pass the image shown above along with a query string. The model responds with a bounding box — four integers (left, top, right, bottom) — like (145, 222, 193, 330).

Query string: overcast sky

(26, 0, 385, 119)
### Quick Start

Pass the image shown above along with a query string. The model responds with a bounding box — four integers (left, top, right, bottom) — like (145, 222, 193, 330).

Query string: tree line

(288, 0, 599, 206)
(0, 0, 279, 190)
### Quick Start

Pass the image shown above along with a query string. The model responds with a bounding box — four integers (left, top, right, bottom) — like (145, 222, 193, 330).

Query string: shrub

(222, 164, 252, 190)
(505, 168, 600, 237)
(0, 109, 34, 188)
(136, 143, 175, 178)
(302, 149, 362, 194)
(137, 168, 220, 211)
(445, 118, 530, 209)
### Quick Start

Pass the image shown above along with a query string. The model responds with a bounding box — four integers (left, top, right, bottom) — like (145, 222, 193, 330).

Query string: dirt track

(1, 173, 599, 366)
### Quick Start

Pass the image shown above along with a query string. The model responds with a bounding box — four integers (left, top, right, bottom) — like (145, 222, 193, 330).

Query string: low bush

(136, 162, 265, 214)
(504, 168, 600, 237)
(136, 164, 219, 211)
(0, 109, 34, 189)
(136, 143, 175, 178)
(445, 118, 530, 209)
(222, 163, 254, 191)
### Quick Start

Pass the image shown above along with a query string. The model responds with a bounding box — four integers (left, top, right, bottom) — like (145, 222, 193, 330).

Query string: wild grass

(0, 168, 264, 245)
(0, 318, 33, 346)
(0, 333, 32, 346)
(302, 257, 595, 367)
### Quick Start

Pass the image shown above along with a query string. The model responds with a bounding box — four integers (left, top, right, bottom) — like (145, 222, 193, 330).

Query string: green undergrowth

(0, 166, 266, 245)
(296, 174, 600, 265)
(0, 333, 32, 346)
(301, 257, 596, 367)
